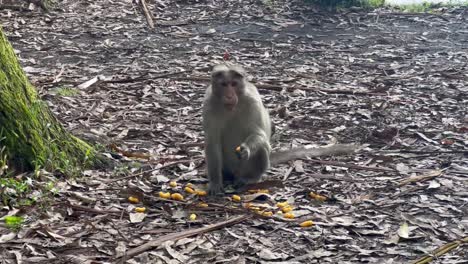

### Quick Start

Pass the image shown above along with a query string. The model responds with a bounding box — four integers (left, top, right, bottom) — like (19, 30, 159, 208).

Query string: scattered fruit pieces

(197, 202, 209, 208)
(284, 212, 295, 219)
(169, 181, 177, 187)
(235, 146, 241, 152)
(128, 196, 139, 203)
(262, 211, 273, 217)
(232, 195, 241, 202)
(186, 183, 193, 188)
(281, 206, 293, 213)
(135, 207, 146, 213)
(189, 214, 197, 220)
(158, 192, 171, 199)
(309, 192, 327, 202)
(248, 189, 269, 194)
(184, 187, 195, 194)
(171, 193, 184, 201)
(196, 190, 207, 196)
(276, 201, 289, 208)
(299, 220, 314, 227)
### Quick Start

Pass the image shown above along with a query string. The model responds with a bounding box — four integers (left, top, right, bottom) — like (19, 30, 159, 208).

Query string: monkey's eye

(220, 81, 228, 87)
(231, 80, 238, 87)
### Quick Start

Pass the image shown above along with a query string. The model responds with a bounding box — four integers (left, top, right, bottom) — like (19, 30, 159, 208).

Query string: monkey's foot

(208, 184, 224, 196)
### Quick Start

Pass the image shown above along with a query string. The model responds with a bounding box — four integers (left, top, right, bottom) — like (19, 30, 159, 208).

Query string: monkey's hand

(235, 143, 251, 161)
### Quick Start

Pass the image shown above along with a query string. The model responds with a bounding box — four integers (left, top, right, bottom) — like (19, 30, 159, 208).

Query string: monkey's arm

(269, 144, 359, 166)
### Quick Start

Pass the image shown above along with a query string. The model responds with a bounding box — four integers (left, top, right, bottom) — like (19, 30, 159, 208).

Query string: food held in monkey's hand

(235, 144, 251, 161)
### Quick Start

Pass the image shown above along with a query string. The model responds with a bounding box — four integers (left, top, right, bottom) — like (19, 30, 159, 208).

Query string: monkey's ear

(229, 69, 245, 80)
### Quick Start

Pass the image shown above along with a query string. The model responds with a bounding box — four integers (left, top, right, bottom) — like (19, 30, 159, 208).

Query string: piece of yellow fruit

(284, 212, 295, 219)
(299, 220, 314, 227)
(186, 183, 193, 188)
(135, 207, 146, 213)
(309, 192, 327, 202)
(281, 206, 293, 213)
(128, 196, 139, 203)
(184, 187, 195, 194)
(197, 202, 209, 208)
(248, 189, 269, 194)
(232, 195, 241, 202)
(235, 146, 241, 152)
(189, 214, 197, 220)
(158, 192, 171, 199)
(262, 211, 273, 217)
(169, 181, 177, 187)
(276, 201, 289, 208)
(195, 190, 207, 196)
(171, 193, 184, 201)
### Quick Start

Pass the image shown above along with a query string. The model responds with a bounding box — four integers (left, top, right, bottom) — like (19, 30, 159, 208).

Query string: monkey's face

(211, 70, 245, 111)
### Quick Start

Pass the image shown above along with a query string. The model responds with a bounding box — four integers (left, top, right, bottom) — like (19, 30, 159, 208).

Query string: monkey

(202, 63, 358, 195)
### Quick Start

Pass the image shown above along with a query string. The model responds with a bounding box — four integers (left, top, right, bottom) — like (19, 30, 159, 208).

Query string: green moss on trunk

(0, 27, 96, 175)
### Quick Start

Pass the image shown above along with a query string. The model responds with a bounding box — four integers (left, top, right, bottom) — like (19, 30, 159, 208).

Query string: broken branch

(119, 214, 250, 261)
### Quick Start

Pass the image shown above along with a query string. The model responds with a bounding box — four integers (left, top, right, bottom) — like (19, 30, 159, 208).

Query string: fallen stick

(398, 169, 443, 187)
(411, 236, 468, 264)
(308, 159, 395, 172)
(119, 214, 250, 261)
(138, 0, 154, 28)
(172, 76, 383, 96)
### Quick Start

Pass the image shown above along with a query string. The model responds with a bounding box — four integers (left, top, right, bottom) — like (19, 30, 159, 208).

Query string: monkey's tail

(269, 144, 360, 166)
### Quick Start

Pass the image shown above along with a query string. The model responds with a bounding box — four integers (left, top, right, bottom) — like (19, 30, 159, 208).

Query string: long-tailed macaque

(202, 63, 358, 195)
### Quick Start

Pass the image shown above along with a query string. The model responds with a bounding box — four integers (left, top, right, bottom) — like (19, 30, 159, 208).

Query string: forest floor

(1, 0, 468, 263)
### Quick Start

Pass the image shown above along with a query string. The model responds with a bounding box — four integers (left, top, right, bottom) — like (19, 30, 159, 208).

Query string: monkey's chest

(220, 119, 251, 167)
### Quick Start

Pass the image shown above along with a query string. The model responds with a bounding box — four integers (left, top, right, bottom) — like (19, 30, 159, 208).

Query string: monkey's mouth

(224, 104, 236, 111)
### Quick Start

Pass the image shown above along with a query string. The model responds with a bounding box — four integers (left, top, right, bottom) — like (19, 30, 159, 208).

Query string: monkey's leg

(205, 139, 224, 195)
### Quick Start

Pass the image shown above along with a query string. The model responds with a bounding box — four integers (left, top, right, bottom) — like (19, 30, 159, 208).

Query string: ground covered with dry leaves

(1, 0, 467, 263)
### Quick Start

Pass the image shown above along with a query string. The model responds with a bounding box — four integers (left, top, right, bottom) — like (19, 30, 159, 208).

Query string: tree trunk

(0, 27, 97, 175)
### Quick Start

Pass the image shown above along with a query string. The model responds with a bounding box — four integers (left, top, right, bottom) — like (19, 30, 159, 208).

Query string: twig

(171, 76, 383, 96)
(106, 70, 186, 84)
(308, 159, 396, 172)
(381, 149, 468, 155)
(398, 170, 443, 187)
(107, 159, 196, 183)
(411, 236, 468, 264)
(138, 0, 154, 28)
(119, 214, 250, 261)
(61, 202, 125, 216)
